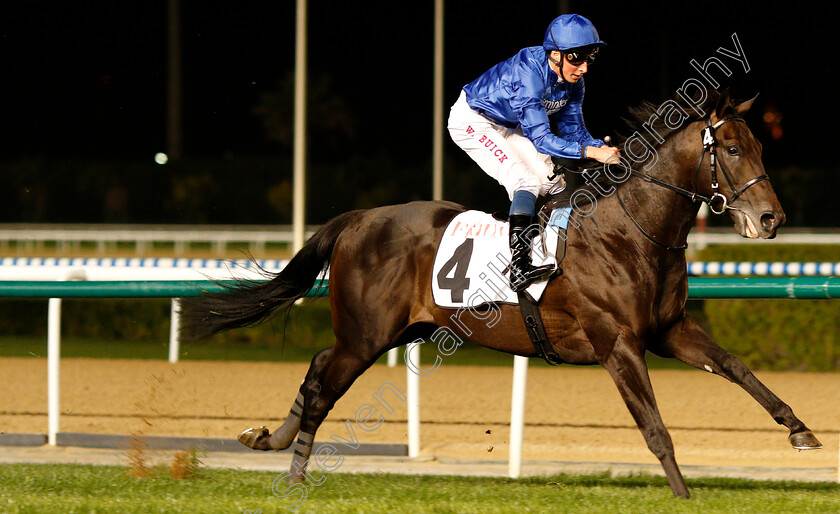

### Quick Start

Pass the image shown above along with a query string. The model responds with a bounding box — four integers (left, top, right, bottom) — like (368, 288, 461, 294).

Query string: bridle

(617, 115, 770, 251)
(692, 116, 770, 215)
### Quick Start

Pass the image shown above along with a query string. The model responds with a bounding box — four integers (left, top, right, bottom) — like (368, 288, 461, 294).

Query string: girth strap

(517, 291, 562, 365)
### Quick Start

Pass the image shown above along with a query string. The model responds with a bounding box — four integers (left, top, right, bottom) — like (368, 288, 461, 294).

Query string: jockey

(448, 14, 620, 292)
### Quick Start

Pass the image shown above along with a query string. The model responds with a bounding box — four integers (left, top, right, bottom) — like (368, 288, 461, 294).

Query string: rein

(615, 115, 770, 251)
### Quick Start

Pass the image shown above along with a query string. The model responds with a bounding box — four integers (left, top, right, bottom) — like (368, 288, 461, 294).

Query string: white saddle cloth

(432, 210, 563, 308)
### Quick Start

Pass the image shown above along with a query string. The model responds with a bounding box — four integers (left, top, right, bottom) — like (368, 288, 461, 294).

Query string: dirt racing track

(1, 357, 839, 480)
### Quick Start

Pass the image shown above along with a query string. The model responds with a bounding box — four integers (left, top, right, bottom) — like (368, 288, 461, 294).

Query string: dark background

(1, 1, 837, 225)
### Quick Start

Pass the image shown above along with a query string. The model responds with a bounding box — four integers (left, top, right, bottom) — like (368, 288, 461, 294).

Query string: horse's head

(695, 91, 785, 238)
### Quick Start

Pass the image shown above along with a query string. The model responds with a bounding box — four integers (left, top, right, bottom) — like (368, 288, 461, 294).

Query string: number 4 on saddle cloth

(432, 208, 573, 309)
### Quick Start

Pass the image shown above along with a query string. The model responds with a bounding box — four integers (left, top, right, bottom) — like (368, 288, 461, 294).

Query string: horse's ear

(714, 89, 731, 119)
(735, 93, 760, 115)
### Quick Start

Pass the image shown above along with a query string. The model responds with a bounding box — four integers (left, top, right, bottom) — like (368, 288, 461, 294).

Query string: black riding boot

(508, 214, 554, 292)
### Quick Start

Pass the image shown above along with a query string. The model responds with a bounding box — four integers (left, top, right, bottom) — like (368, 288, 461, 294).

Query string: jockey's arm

(556, 83, 620, 163)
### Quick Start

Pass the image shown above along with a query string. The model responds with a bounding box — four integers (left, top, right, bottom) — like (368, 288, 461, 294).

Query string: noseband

(617, 115, 770, 250)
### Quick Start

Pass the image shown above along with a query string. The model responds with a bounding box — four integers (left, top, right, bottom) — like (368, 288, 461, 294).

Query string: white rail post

(508, 355, 529, 478)
(47, 270, 86, 446)
(169, 298, 181, 363)
(406, 343, 421, 457)
(47, 297, 61, 446)
(387, 347, 398, 367)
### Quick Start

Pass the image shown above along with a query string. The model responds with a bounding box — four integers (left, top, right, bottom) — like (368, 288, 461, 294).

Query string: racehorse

(180, 90, 821, 498)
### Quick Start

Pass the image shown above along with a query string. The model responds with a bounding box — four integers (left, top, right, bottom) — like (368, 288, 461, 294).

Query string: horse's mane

(544, 89, 738, 211)
(612, 88, 735, 150)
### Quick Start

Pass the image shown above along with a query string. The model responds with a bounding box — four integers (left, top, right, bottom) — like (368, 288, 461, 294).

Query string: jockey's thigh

(502, 127, 556, 196)
(448, 92, 542, 200)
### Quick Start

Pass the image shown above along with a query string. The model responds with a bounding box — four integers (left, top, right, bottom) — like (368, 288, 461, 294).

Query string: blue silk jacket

(463, 46, 603, 159)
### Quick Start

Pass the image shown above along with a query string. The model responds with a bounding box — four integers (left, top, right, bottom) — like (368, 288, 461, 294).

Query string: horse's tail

(180, 210, 364, 341)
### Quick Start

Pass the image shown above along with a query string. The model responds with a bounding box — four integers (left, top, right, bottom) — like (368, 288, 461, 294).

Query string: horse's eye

(727, 145, 740, 156)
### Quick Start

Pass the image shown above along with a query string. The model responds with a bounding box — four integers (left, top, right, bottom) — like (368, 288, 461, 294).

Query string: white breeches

(447, 90, 563, 201)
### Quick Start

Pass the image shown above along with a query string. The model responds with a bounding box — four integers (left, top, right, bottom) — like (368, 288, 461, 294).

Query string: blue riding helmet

(543, 14, 605, 51)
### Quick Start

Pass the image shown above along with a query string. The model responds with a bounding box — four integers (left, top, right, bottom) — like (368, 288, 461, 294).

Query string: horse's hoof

(789, 430, 823, 450)
(238, 426, 269, 449)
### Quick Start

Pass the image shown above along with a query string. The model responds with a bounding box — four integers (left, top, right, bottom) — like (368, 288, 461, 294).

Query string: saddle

(549, 156, 602, 178)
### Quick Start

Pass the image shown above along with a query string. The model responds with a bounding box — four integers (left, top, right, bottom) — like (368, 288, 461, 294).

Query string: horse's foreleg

(652, 314, 821, 449)
(601, 340, 690, 498)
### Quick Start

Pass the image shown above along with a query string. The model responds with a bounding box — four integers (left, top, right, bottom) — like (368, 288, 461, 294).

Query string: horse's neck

(592, 131, 700, 260)
(628, 165, 697, 243)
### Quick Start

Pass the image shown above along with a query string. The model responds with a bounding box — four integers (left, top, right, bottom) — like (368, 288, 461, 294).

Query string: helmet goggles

(564, 47, 599, 66)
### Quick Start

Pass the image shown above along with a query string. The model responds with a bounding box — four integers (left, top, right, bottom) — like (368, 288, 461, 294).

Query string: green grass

(0, 463, 838, 513)
(0, 336, 330, 363)
(0, 335, 558, 367)
(0, 336, 691, 369)
(0, 293, 704, 369)
(0, 335, 695, 370)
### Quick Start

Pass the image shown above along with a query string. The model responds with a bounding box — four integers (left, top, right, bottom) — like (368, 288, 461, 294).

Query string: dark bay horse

(181, 90, 821, 498)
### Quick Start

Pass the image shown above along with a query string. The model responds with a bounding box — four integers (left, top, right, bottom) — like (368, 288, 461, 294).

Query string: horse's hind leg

(239, 348, 333, 452)
(286, 343, 381, 483)
(601, 336, 690, 498)
(652, 314, 821, 449)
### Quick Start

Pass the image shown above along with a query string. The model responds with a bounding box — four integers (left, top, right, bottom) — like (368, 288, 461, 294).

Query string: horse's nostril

(760, 212, 777, 231)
